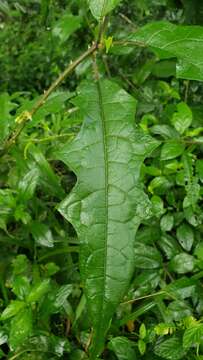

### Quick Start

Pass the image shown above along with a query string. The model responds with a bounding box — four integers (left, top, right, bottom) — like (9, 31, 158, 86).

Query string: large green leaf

(88, 0, 121, 20)
(129, 21, 203, 81)
(56, 79, 159, 358)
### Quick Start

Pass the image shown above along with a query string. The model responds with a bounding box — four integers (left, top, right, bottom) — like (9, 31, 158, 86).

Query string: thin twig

(102, 55, 111, 78)
(121, 291, 165, 305)
(118, 70, 137, 91)
(24, 133, 75, 144)
(97, 15, 108, 46)
(184, 80, 190, 103)
(119, 12, 137, 30)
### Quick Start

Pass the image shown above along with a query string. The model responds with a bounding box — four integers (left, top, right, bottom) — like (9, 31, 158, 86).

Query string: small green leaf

(88, 0, 121, 20)
(184, 179, 200, 208)
(176, 223, 194, 251)
(194, 243, 203, 261)
(171, 102, 192, 135)
(134, 270, 160, 298)
(31, 222, 54, 248)
(169, 253, 195, 274)
(49, 335, 71, 356)
(43, 262, 60, 277)
(151, 195, 165, 217)
(9, 308, 33, 350)
(164, 278, 196, 300)
(26, 279, 50, 303)
(104, 36, 113, 53)
(167, 301, 192, 321)
(12, 255, 29, 275)
(0, 330, 7, 345)
(138, 339, 146, 355)
(183, 324, 203, 349)
(134, 243, 162, 269)
(154, 336, 186, 359)
(31, 145, 64, 199)
(161, 141, 185, 161)
(139, 323, 147, 339)
(1, 301, 26, 321)
(18, 168, 39, 202)
(148, 176, 172, 194)
(158, 234, 180, 260)
(12, 276, 31, 300)
(54, 284, 73, 308)
(160, 213, 174, 232)
(108, 337, 137, 360)
(155, 323, 176, 336)
(52, 14, 81, 43)
(151, 124, 178, 139)
(144, 165, 161, 176)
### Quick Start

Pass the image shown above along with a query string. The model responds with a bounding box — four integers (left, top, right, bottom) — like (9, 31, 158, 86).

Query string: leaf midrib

(96, 79, 109, 335)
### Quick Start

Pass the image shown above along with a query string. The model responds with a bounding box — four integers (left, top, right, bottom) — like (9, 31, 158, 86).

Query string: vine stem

(2, 43, 98, 154)
(24, 132, 75, 144)
(121, 290, 178, 305)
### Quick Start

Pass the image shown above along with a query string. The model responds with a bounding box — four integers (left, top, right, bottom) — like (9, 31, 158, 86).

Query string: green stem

(25, 133, 75, 144)
(121, 291, 165, 305)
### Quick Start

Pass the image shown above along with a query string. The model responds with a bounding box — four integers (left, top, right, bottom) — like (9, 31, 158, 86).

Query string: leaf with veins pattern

(56, 79, 160, 358)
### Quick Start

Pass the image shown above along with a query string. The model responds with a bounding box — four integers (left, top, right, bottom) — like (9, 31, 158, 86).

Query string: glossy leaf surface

(108, 337, 137, 360)
(57, 79, 159, 358)
(130, 21, 203, 81)
(9, 308, 33, 350)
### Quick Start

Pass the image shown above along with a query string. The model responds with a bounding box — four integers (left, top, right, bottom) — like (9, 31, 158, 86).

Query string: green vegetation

(0, 1, 203, 359)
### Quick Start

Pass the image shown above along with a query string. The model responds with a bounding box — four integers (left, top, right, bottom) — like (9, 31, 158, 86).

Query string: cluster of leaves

(0, 0, 203, 359)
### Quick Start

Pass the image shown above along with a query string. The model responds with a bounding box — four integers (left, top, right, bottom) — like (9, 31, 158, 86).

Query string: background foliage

(0, 0, 203, 359)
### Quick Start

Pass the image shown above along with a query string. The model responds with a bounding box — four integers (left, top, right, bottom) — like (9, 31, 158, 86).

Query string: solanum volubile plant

(2, 1, 203, 358)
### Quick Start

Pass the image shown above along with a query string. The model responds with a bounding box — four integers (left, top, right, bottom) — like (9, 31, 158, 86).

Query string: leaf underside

(57, 79, 159, 358)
